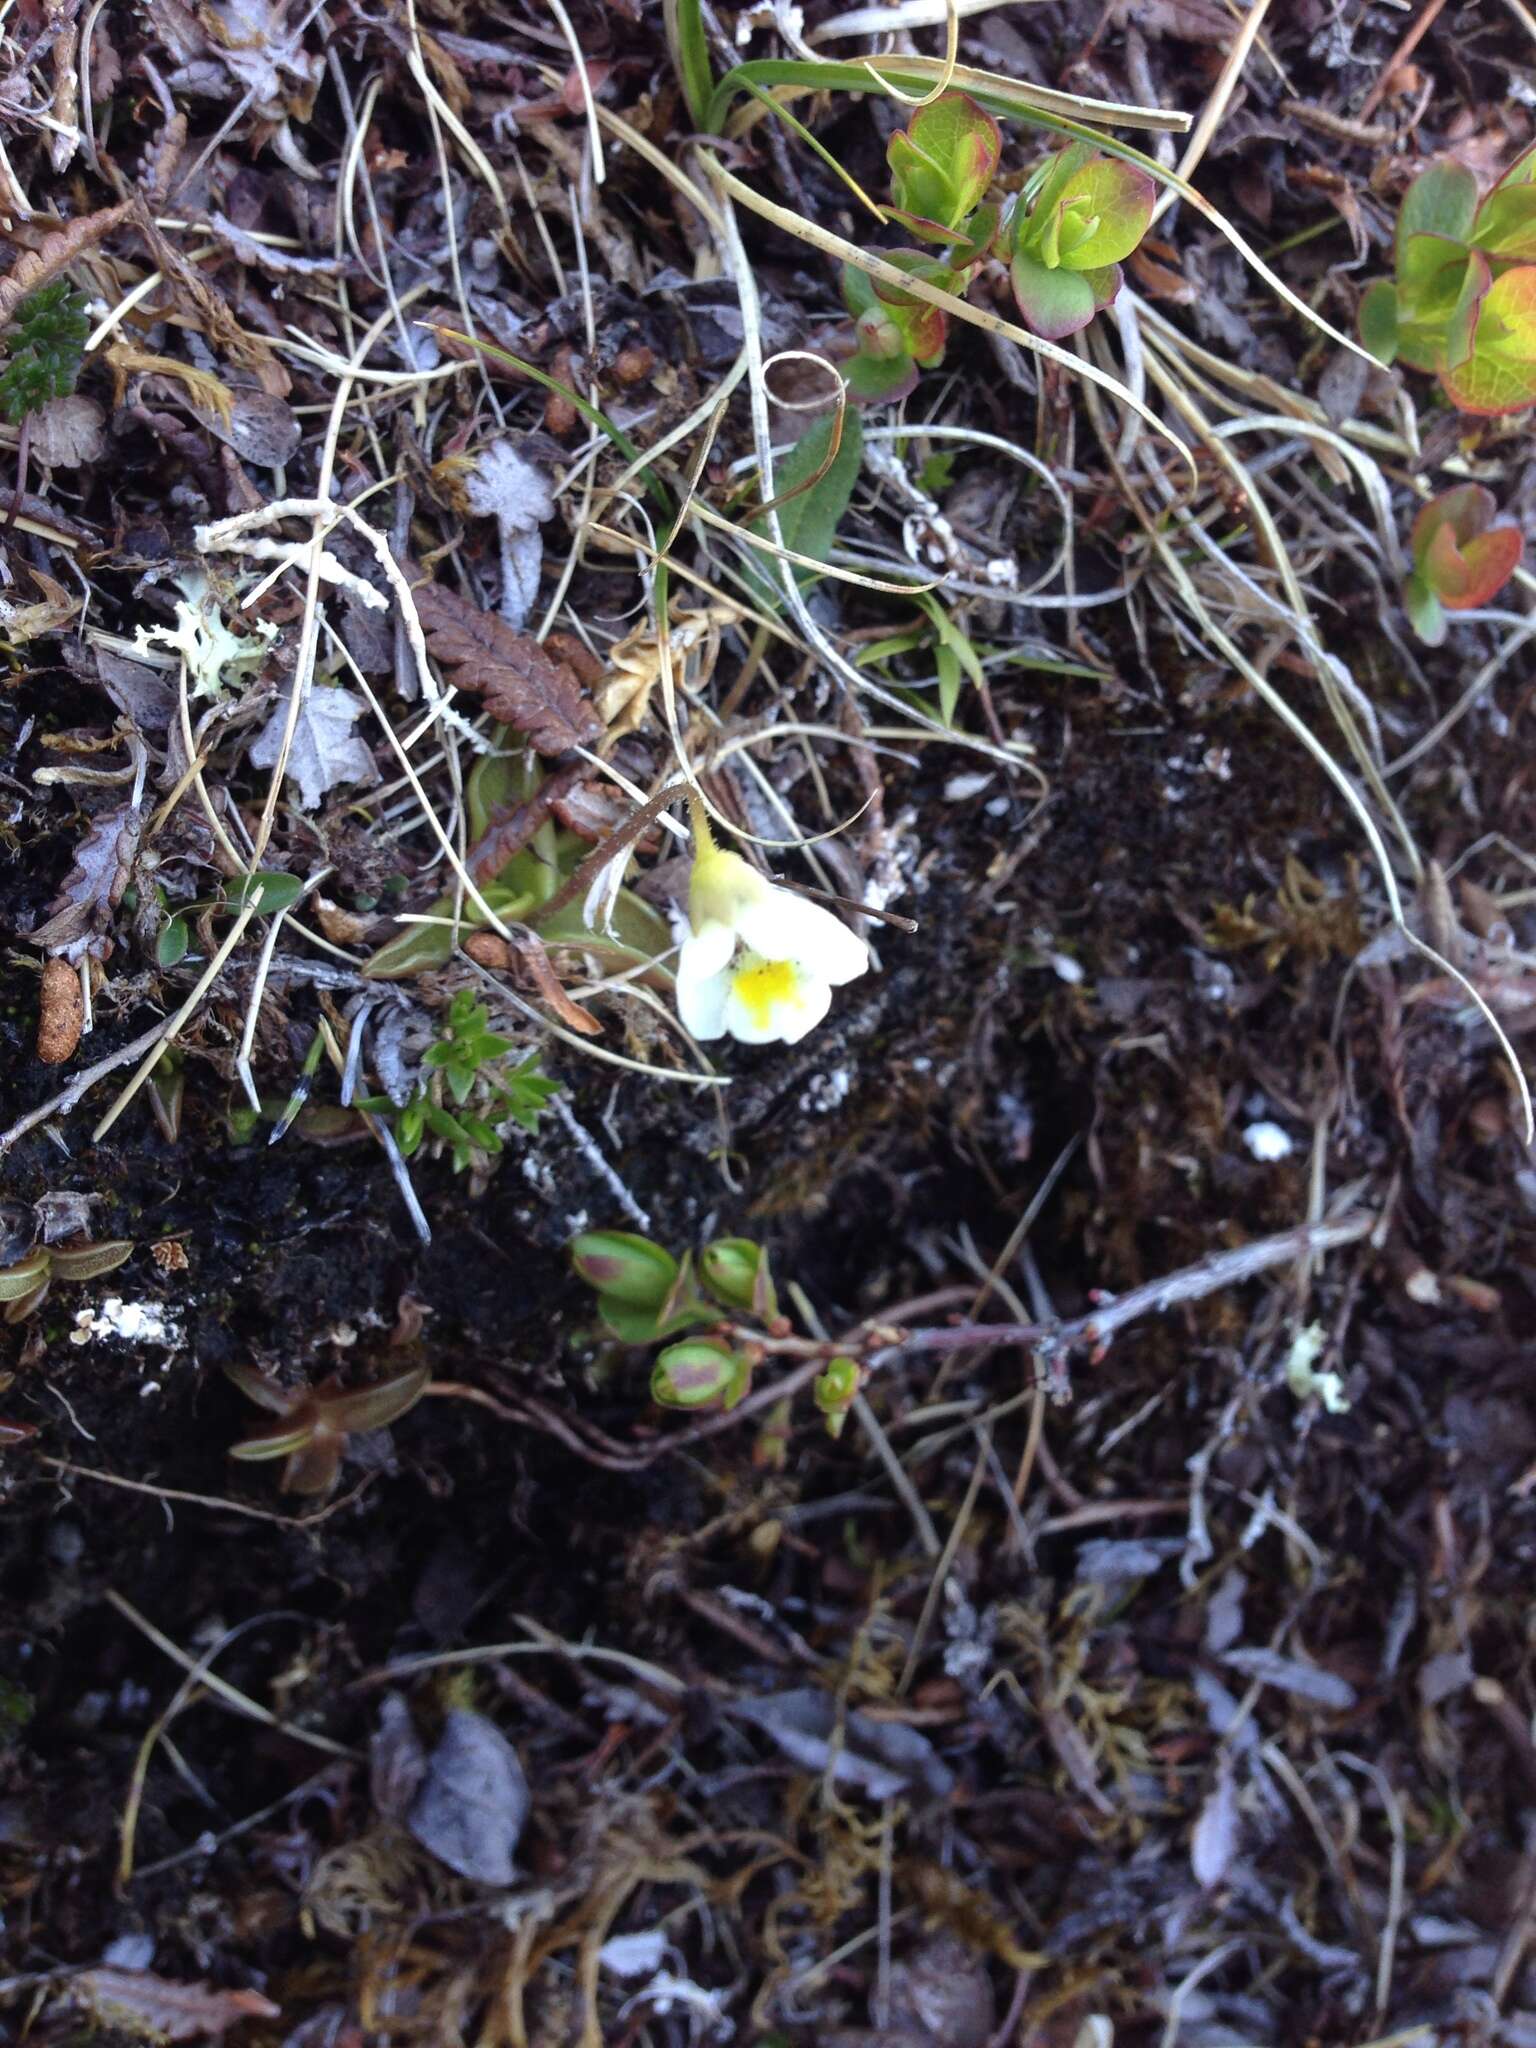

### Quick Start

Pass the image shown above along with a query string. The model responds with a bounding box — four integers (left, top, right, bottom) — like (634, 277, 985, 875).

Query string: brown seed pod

(36, 957, 83, 1065)
(462, 931, 513, 970)
(612, 343, 656, 386)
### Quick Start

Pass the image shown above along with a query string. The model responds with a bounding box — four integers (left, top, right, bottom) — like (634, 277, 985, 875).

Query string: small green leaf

(1393, 235, 1481, 370)
(1398, 160, 1478, 248)
(813, 1355, 862, 1437)
(1404, 571, 1446, 647)
(156, 916, 191, 969)
(747, 408, 864, 602)
(229, 870, 305, 915)
(1016, 140, 1097, 261)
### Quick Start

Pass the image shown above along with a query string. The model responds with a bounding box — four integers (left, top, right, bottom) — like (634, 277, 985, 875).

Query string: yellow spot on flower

(730, 956, 799, 1032)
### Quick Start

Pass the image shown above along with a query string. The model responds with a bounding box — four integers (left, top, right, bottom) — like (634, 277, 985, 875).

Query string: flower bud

(856, 305, 907, 360)
(570, 1230, 677, 1308)
(814, 1356, 862, 1438)
(700, 1237, 777, 1320)
(652, 1339, 751, 1412)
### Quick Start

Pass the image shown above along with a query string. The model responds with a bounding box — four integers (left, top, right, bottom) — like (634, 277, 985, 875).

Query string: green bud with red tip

(700, 1237, 777, 1320)
(813, 1355, 862, 1438)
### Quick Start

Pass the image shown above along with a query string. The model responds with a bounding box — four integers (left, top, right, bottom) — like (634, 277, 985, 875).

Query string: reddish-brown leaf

(73, 1968, 280, 2041)
(413, 582, 600, 754)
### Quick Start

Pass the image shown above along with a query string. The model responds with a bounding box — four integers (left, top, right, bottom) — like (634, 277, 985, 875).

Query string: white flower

(676, 830, 869, 1047)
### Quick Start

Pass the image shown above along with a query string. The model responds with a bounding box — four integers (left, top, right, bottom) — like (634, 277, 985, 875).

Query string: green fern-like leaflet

(0, 281, 90, 424)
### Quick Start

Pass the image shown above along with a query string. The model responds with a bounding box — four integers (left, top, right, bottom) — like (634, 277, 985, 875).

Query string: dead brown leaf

(29, 394, 106, 467)
(412, 581, 601, 754)
(0, 201, 132, 329)
(27, 800, 142, 960)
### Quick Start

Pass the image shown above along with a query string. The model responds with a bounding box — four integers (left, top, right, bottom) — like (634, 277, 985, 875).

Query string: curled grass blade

(708, 55, 1192, 136)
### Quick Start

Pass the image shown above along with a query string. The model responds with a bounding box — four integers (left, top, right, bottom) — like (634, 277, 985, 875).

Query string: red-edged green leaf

(1489, 140, 1536, 194)
(1398, 160, 1478, 249)
(1421, 519, 1480, 603)
(844, 348, 920, 403)
(883, 207, 972, 247)
(1053, 156, 1155, 271)
(1359, 278, 1399, 365)
(871, 251, 954, 360)
(888, 94, 999, 233)
(1447, 526, 1524, 608)
(1472, 182, 1536, 260)
(1441, 248, 1494, 371)
(1409, 485, 1523, 611)
(1441, 264, 1536, 414)
(1410, 483, 1494, 567)
(886, 128, 951, 235)
(1011, 248, 1098, 340)
(1080, 263, 1124, 316)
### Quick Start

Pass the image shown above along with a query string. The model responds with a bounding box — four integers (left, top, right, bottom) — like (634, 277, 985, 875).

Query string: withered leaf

(28, 800, 142, 960)
(72, 1968, 280, 2041)
(0, 202, 132, 330)
(250, 683, 376, 810)
(29, 395, 106, 468)
(413, 581, 600, 755)
(408, 1707, 529, 1884)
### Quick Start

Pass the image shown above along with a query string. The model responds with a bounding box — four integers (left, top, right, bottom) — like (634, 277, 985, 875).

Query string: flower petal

(689, 844, 770, 933)
(722, 955, 832, 1045)
(676, 955, 730, 1039)
(680, 918, 735, 980)
(737, 890, 869, 986)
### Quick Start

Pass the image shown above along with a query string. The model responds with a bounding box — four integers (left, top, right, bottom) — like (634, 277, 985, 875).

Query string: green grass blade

(665, 0, 713, 131)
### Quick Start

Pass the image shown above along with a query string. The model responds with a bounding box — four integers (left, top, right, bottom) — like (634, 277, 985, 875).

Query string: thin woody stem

(885, 1213, 1375, 1361)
